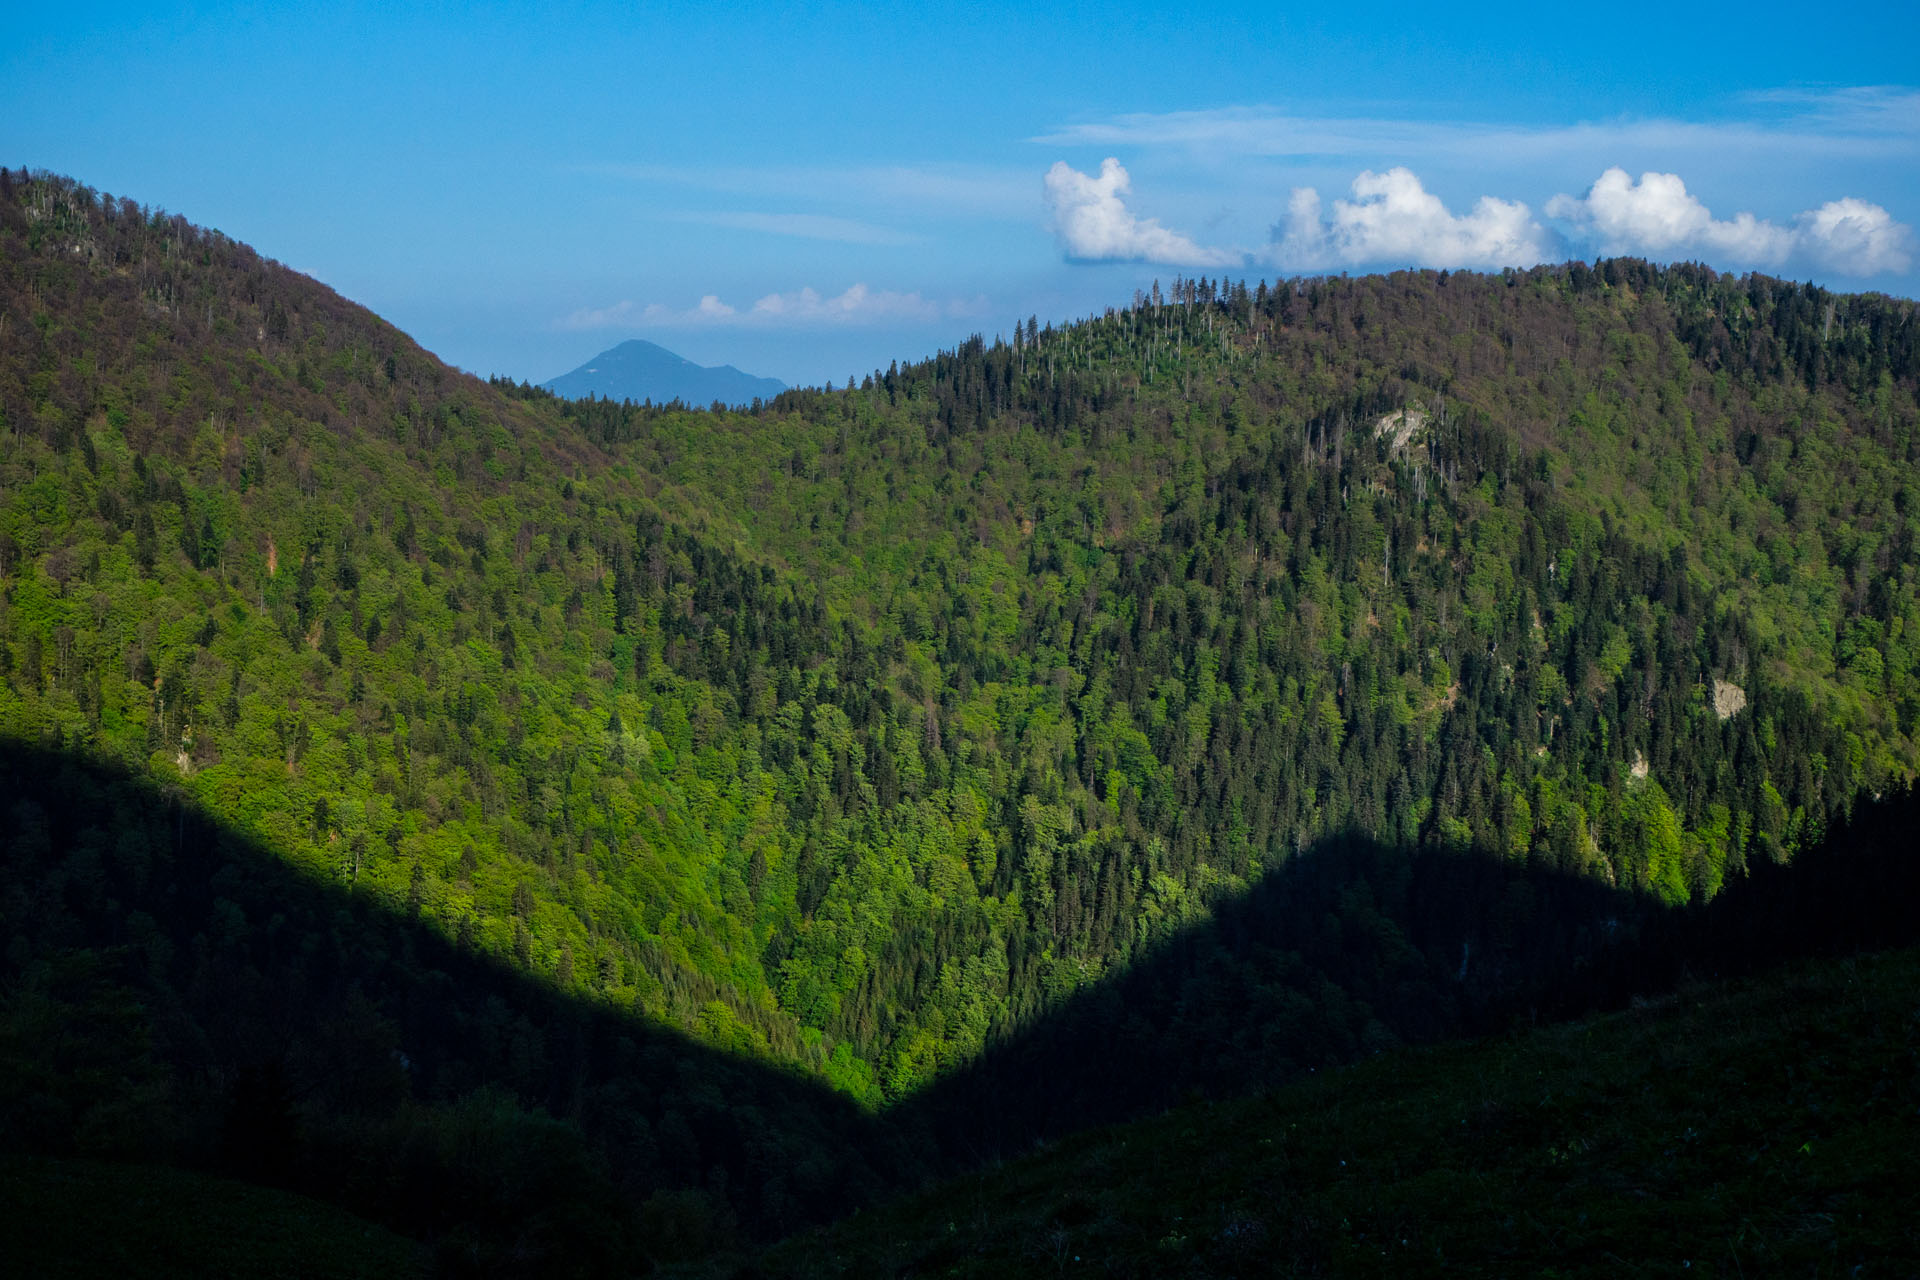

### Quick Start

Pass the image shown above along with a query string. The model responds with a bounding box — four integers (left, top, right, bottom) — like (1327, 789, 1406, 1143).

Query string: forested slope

(0, 740, 915, 1271)
(0, 170, 843, 1074)
(504, 250, 1920, 1095)
(768, 940, 1920, 1278)
(4, 169, 1920, 1262)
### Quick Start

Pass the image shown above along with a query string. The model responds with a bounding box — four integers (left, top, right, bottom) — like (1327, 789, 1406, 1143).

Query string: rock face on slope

(1714, 678, 1749, 719)
(542, 338, 786, 406)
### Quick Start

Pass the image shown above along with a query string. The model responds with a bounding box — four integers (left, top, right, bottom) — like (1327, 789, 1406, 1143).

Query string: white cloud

(1043, 158, 1240, 267)
(1031, 153, 1914, 282)
(1796, 198, 1914, 275)
(1548, 168, 1913, 276)
(557, 297, 737, 330)
(1546, 168, 1791, 264)
(1036, 90, 1920, 166)
(1273, 167, 1552, 270)
(1741, 85, 1920, 137)
(744, 283, 942, 323)
(559, 283, 978, 331)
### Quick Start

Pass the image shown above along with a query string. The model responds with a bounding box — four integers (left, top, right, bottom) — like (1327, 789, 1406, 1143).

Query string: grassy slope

(0, 1157, 427, 1279)
(763, 946, 1920, 1278)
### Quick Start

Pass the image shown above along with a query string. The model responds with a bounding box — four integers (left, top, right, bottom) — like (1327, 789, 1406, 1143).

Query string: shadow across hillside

(0, 740, 924, 1275)
(7, 737, 1917, 1272)
(895, 788, 1920, 1162)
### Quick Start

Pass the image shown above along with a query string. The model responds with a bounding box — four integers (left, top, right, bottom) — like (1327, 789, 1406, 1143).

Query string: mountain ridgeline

(3, 169, 1919, 1266)
(541, 338, 785, 408)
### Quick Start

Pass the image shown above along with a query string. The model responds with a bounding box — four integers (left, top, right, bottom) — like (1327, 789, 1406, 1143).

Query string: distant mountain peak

(542, 339, 785, 407)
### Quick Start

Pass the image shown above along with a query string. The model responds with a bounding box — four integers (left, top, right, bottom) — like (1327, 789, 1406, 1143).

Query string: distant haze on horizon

(6, 2, 1917, 388)
(542, 338, 787, 407)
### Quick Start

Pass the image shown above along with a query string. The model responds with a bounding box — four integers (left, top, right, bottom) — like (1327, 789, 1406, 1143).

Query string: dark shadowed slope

(767, 944, 1920, 1278)
(0, 741, 926, 1274)
(541, 339, 786, 407)
(890, 784, 1920, 1163)
(2, 1158, 428, 1280)
(764, 788, 1920, 1275)
(6, 734, 1915, 1274)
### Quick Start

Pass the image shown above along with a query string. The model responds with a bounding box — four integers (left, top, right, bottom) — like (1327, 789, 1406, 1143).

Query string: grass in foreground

(761, 948, 1920, 1278)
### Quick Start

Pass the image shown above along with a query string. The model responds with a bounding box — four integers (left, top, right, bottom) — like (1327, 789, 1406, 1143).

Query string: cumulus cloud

(1549, 168, 1913, 276)
(1793, 198, 1914, 275)
(1044, 158, 1239, 267)
(1546, 169, 1791, 264)
(1033, 154, 1913, 282)
(1273, 167, 1552, 270)
(559, 284, 977, 331)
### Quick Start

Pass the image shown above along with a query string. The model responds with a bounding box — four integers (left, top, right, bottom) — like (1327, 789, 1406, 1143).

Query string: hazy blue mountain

(541, 339, 786, 406)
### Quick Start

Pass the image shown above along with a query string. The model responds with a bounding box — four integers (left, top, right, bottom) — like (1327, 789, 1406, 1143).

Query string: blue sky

(5, 2, 1917, 387)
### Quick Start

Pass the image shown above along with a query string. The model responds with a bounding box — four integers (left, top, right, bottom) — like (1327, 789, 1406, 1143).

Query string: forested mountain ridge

(7, 168, 1920, 1089)
(0, 171, 834, 1064)
(504, 255, 1920, 1079)
(4, 169, 1920, 1264)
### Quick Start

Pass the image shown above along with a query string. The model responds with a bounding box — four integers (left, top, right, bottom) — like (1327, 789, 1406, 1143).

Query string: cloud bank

(1796, 197, 1914, 275)
(1044, 158, 1238, 267)
(1548, 168, 1912, 276)
(1547, 169, 1789, 262)
(1042, 157, 1913, 279)
(1274, 168, 1552, 270)
(560, 283, 980, 331)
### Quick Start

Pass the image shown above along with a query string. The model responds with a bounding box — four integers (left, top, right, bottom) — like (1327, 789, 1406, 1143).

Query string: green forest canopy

(3, 169, 1918, 1113)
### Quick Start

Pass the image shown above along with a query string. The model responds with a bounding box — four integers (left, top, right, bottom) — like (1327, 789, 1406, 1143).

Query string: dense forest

(769, 931, 1920, 1277)
(3, 169, 1918, 1270)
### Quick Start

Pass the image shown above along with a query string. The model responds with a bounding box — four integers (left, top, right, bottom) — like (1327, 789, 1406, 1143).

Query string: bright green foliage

(3, 172, 1919, 1109)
